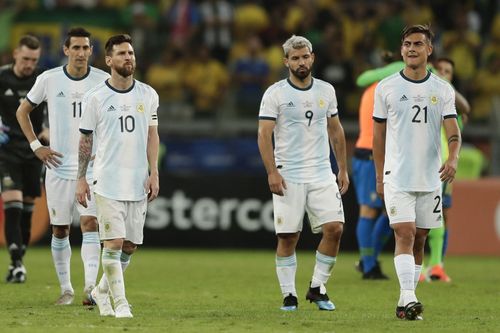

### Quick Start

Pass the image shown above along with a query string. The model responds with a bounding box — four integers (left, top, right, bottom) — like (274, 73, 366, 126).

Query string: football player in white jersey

(258, 35, 349, 312)
(373, 25, 461, 320)
(16, 28, 110, 306)
(76, 34, 159, 319)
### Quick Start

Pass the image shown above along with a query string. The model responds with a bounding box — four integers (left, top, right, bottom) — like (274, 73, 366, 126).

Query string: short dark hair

(18, 35, 40, 50)
(401, 24, 434, 44)
(105, 34, 133, 56)
(64, 27, 91, 48)
(436, 57, 455, 69)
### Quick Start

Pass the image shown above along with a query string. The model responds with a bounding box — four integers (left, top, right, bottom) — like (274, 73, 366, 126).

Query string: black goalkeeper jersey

(0, 64, 45, 162)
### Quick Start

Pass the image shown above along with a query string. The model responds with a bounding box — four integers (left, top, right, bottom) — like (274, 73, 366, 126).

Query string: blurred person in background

(183, 44, 229, 118)
(352, 51, 396, 281)
(258, 35, 348, 312)
(421, 57, 471, 283)
(0, 35, 44, 283)
(199, 0, 233, 63)
(232, 35, 270, 118)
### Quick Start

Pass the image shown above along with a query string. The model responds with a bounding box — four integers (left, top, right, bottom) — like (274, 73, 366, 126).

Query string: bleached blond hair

(282, 35, 312, 58)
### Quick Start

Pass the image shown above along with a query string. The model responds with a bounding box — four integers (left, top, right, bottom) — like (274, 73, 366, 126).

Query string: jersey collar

(399, 69, 431, 83)
(63, 65, 91, 81)
(105, 79, 135, 93)
(287, 78, 314, 91)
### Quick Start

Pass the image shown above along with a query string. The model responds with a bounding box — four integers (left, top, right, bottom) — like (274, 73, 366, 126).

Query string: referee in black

(0, 35, 46, 283)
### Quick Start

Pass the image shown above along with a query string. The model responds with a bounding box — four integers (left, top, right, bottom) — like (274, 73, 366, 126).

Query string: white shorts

(384, 183, 443, 229)
(273, 181, 345, 234)
(95, 193, 147, 245)
(45, 171, 96, 226)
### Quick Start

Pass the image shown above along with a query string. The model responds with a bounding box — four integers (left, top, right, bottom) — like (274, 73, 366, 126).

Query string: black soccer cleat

(5, 265, 14, 283)
(280, 293, 298, 311)
(404, 301, 424, 320)
(396, 306, 405, 319)
(354, 259, 364, 273)
(362, 261, 389, 280)
(305, 285, 335, 311)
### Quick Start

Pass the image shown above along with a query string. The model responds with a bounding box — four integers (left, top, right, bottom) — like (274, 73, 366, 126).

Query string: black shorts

(0, 159, 43, 197)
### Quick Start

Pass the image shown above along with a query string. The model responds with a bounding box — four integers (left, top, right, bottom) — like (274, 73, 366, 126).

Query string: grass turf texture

(0, 248, 498, 332)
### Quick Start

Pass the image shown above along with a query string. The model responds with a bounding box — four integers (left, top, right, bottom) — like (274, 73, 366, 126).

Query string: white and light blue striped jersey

(373, 70, 457, 191)
(80, 79, 159, 201)
(26, 65, 109, 180)
(259, 78, 338, 183)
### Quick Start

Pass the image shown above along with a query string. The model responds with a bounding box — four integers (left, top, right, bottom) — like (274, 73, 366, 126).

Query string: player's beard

(290, 65, 311, 81)
(115, 62, 135, 78)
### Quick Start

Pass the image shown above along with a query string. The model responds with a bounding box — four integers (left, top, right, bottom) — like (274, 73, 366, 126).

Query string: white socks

(81, 232, 100, 289)
(98, 250, 131, 294)
(414, 264, 422, 289)
(311, 251, 336, 294)
(276, 253, 297, 297)
(51, 236, 73, 294)
(394, 254, 417, 306)
(101, 248, 127, 306)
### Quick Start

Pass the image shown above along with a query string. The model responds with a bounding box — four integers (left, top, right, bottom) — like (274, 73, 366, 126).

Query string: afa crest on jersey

(319, 99, 325, 108)
(430, 96, 438, 104)
(136, 103, 144, 113)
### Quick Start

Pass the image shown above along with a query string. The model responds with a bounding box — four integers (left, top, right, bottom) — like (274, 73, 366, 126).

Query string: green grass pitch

(0, 247, 498, 332)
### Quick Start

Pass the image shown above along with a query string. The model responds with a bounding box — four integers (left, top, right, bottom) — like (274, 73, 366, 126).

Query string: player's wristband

(30, 139, 43, 152)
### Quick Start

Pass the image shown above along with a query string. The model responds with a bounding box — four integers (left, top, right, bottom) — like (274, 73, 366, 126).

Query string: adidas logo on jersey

(4, 88, 13, 96)
(57, 91, 65, 97)
(107, 105, 116, 112)
(287, 101, 294, 107)
(400, 95, 408, 101)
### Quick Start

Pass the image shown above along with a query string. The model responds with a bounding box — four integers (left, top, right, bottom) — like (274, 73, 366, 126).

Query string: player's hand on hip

(439, 159, 457, 183)
(34, 146, 63, 169)
(75, 178, 91, 208)
(337, 170, 350, 195)
(268, 171, 286, 196)
(376, 181, 384, 201)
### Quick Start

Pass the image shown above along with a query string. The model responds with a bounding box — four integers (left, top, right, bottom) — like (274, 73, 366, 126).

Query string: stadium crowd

(0, 0, 498, 123)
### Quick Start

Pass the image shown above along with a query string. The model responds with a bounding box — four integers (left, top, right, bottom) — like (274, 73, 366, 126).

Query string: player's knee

(393, 225, 416, 243)
(80, 216, 98, 232)
(122, 241, 137, 255)
(359, 205, 378, 219)
(52, 225, 70, 238)
(322, 222, 343, 240)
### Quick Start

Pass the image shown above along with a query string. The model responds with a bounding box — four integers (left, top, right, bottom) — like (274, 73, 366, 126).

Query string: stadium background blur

(0, 0, 499, 254)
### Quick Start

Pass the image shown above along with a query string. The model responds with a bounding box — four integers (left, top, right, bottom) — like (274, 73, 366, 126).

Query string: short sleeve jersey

(373, 70, 457, 191)
(26, 65, 110, 179)
(80, 80, 159, 201)
(259, 78, 338, 184)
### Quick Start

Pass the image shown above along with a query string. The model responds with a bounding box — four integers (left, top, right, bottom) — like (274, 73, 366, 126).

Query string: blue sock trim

(22, 202, 35, 212)
(276, 253, 297, 267)
(316, 251, 336, 265)
(120, 251, 131, 263)
(82, 232, 100, 244)
(102, 248, 121, 261)
(51, 236, 70, 251)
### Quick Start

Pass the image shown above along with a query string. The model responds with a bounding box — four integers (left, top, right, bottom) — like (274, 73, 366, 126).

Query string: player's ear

(105, 55, 112, 66)
(283, 57, 289, 68)
(63, 45, 70, 57)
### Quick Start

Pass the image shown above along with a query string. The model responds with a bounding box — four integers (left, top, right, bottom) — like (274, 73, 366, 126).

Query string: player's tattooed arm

(77, 133, 93, 179)
(448, 134, 460, 144)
